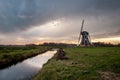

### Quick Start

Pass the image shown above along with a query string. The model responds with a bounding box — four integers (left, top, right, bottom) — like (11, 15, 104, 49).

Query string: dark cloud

(0, 0, 120, 38)
(93, 0, 120, 10)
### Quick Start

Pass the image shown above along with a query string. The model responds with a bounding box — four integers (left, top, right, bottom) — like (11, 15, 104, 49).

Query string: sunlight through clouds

(93, 37, 120, 44)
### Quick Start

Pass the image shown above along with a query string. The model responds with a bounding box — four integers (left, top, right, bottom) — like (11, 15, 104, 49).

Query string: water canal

(0, 50, 57, 80)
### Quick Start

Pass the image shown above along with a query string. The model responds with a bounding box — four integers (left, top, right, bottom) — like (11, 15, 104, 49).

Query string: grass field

(33, 47, 120, 80)
(0, 46, 48, 69)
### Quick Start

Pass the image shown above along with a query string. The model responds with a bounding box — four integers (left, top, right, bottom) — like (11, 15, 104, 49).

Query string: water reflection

(0, 50, 57, 80)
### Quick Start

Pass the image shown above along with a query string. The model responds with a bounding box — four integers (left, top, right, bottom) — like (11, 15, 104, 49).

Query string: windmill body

(77, 20, 92, 46)
(80, 31, 91, 46)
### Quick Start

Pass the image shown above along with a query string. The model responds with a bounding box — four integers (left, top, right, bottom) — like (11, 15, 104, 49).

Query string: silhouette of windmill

(77, 20, 92, 46)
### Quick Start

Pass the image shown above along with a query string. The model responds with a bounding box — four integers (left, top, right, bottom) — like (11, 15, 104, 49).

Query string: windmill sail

(77, 19, 84, 46)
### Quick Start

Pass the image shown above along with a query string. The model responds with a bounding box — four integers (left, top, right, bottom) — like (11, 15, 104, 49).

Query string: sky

(0, 0, 120, 45)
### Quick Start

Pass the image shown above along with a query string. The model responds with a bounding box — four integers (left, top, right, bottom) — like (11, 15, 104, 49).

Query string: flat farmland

(33, 47, 120, 80)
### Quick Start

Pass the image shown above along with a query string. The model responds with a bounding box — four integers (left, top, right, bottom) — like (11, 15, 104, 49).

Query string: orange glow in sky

(93, 37, 120, 44)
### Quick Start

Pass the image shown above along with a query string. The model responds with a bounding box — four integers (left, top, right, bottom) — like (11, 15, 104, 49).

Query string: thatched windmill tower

(77, 20, 92, 46)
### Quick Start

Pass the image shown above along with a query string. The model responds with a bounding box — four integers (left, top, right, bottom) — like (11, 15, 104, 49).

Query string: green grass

(33, 47, 120, 80)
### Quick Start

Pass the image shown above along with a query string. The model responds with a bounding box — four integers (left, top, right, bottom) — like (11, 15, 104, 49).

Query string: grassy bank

(0, 46, 48, 69)
(33, 47, 120, 80)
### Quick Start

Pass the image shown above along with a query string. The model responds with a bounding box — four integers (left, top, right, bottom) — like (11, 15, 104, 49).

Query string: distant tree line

(40, 42, 120, 47)
(92, 42, 120, 47)
(40, 42, 75, 48)
(0, 42, 120, 47)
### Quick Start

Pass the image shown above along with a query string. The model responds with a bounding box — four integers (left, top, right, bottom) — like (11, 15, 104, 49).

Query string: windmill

(77, 20, 92, 46)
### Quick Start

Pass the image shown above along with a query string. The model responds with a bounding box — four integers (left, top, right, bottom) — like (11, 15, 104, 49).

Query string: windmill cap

(81, 31, 89, 35)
